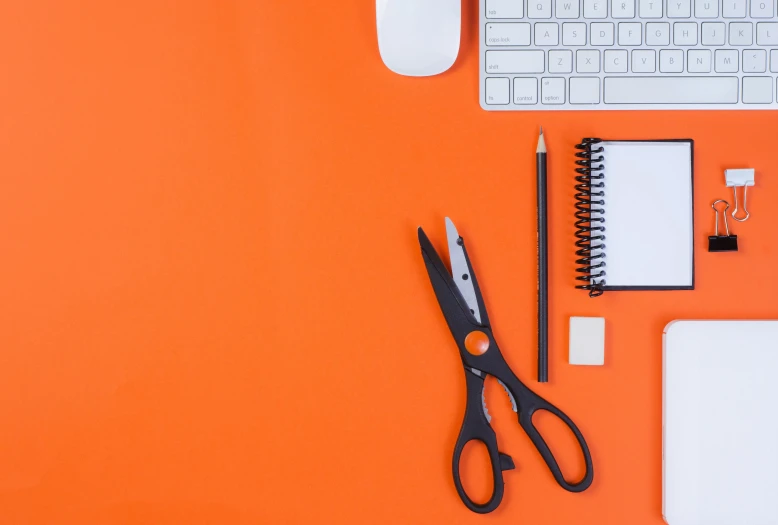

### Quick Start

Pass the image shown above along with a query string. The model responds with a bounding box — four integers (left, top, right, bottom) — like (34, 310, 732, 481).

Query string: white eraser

(569, 317, 605, 366)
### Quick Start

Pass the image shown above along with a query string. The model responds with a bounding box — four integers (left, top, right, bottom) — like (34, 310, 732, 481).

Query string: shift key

(486, 50, 545, 73)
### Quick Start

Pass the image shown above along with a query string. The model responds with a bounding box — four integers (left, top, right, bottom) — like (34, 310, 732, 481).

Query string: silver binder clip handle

(731, 186, 749, 222)
(712, 200, 730, 237)
(725, 169, 755, 222)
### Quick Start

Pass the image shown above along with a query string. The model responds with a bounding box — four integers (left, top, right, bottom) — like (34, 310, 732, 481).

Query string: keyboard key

(528, 0, 552, 18)
(549, 49, 574, 72)
(584, 0, 608, 17)
(702, 22, 726, 44)
(486, 23, 531, 45)
(695, 0, 719, 17)
(723, 0, 747, 17)
(772, 50, 778, 72)
(742, 76, 773, 103)
(604, 49, 629, 71)
(646, 23, 671, 45)
(535, 23, 560, 45)
(730, 22, 753, 45)
(577, 49, 601, 72)
(570, 77, 601, 103)
(619, 23, 642, 45)
(640, 0, 663, 18)
(632, 49, 657, 71)
(674, 22, 698, 45)
(556, 0, 581, 17)
(603, 77, 739, 103)
(514, 77, 539, 104)
(486, 50, 546, 73)
(743, 49, 767, 72)
(660, 49, 684, 71)
(612, 0, 636, 17)
(668, 0, 692, 17)
(563, 22, 588, 45)
(688, 49, 712, 71)
(485, 77, 510, 104)
(715, 49, 739, 71)
(486, 0, 524, 18)
(751, 0, 775, 18)
(591, 23, 615, 45)
(541, 77, 566, 103)
(757, 23, 778, 45)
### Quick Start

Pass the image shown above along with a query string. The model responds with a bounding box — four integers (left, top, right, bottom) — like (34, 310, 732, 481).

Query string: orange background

(1, 1, 777, 523)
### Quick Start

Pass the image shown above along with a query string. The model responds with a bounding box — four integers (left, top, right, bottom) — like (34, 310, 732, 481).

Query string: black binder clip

(708, 200, 738, 252)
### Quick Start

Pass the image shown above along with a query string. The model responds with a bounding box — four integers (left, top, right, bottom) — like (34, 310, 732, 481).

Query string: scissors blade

(418, 226, 477, 328)
(445, 218, 482, 325)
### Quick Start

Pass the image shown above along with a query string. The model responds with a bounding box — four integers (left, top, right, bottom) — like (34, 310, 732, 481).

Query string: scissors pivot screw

(464, 331, 490, 355)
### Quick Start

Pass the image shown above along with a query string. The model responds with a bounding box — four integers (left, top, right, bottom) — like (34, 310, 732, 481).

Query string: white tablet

(663, 320, 778, 525)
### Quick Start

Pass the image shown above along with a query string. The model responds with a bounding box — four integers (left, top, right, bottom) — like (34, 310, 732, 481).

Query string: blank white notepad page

(597, 141, 693, 288)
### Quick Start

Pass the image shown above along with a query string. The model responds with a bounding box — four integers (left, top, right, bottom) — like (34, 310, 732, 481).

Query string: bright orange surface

(1, 2, 777, 523)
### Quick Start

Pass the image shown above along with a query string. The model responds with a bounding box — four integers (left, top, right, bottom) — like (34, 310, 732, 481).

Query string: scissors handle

(511, 378, 594, 492)
(452, 369, 515, 514)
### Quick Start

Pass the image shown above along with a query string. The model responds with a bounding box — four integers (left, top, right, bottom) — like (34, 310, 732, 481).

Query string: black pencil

(537, 128, 548, 383)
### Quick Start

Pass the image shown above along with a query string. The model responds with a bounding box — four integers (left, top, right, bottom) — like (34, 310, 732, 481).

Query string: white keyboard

(480, 0, 778, 109)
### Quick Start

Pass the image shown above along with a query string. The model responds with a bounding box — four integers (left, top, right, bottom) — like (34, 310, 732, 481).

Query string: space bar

(604, 77, 739, 104)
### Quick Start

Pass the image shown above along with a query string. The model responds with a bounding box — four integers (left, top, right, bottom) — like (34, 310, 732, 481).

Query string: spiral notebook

(574, 139, 694, 297)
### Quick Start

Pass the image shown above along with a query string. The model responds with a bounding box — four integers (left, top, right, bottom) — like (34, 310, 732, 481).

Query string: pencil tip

(537, 127, 547, 153)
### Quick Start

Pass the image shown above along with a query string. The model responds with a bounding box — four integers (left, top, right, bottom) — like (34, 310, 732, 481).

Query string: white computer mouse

(376, 0, 460, 77)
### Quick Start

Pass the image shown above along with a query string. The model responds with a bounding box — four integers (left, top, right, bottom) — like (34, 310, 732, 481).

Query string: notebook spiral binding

(574, 138, 606, 297)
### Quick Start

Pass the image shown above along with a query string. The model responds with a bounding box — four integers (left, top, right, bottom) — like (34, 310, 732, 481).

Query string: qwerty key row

(486, 0, 777, 19)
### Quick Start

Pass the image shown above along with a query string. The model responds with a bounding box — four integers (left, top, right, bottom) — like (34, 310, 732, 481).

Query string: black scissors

(418, 218, 594, 514)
